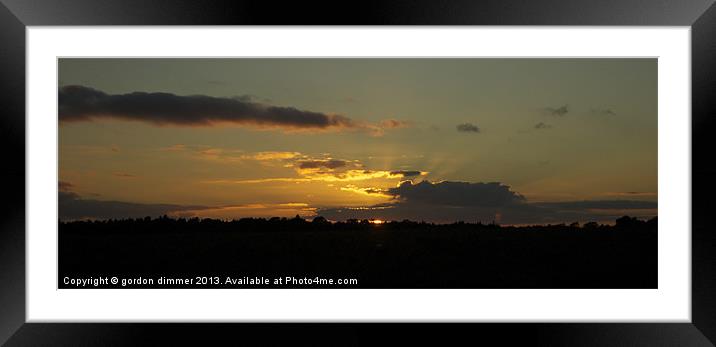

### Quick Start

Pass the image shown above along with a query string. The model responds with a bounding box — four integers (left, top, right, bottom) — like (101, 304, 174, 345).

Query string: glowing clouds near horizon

(186, 148, 430, 185)
(317, 180, 657, 225)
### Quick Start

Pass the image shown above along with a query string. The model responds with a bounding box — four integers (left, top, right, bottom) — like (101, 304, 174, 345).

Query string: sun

(369, 219, 385, 225)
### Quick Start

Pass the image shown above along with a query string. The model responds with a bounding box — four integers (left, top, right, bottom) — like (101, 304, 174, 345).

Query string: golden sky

(58, 58, 657, 224)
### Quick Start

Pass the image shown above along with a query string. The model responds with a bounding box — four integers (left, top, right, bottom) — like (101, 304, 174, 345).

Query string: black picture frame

(1, 0, 715, 345)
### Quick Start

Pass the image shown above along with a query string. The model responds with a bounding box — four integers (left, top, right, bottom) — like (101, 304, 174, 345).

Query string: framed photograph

(2, 0, 715, 345)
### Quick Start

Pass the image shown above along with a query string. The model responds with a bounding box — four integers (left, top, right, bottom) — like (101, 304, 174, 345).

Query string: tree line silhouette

(59, 215, 657, 289)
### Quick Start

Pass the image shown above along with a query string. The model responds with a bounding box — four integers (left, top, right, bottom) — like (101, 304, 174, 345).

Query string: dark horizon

(59, 213, 657, 227)
(59, 214, 657, 289)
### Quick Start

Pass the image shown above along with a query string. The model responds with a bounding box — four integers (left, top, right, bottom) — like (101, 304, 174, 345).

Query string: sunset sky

(58, 58, 657, 224)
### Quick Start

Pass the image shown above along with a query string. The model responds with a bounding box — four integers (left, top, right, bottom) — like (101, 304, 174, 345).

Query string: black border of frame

(1, 1, 715, 345)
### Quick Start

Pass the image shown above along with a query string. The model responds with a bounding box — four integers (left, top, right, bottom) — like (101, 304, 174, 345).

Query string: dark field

(59, 216, 657, 289)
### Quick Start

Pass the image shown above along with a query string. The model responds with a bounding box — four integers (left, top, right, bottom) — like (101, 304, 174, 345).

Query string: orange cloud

(161, 145, 302, 164)
(208, 169, 428, 185)
(195, 151, 428, 186)
(366, 119, 412, 136)
(203, 178, 312, 184)
(244, 151, 301, 161)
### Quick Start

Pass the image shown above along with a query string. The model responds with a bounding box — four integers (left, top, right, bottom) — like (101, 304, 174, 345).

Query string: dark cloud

(534, 122, 551, 129)
(230, 95, 257, 102)
(320, 180, 530, 224)
(58, 191, 207, 221)
(59, 85, 358, 131)
(388, 170, 422, 178)
(543, 105, 568, 117)
(113, 172, 136, 178)
(388, 180, 525, 207)
(318, 180, 657, 224)
(361, 188, 386, 195)
(298, 159, 347, 170)
(456, 123, 480, 133)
